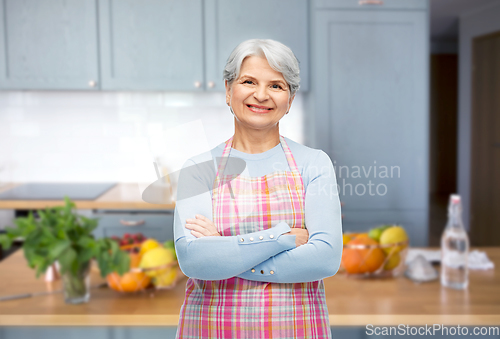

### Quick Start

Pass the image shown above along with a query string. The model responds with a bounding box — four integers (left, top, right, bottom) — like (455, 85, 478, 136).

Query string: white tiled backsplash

(0, 91, 304, 229)
(0, 91, 304, 186)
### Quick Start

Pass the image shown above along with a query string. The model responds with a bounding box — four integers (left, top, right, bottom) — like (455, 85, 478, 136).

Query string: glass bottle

(440, 194, 469, 289)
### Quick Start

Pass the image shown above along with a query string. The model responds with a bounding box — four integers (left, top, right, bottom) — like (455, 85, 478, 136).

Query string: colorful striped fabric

(176, 135, 332, 338)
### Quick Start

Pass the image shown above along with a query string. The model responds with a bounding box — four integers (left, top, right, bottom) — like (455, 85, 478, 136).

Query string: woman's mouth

(246, 104, 273, 113)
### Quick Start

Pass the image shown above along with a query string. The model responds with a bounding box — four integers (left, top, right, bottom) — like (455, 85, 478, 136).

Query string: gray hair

(223, 39, 300, 97)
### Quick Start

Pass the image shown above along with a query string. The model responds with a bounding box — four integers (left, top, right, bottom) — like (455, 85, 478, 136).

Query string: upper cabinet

(0, 0, 309, 91)
(98, 0, 204, 91)
(204, 0, 309, 92)
(314, 0, 425, 9)
(0, 0, 99, 90)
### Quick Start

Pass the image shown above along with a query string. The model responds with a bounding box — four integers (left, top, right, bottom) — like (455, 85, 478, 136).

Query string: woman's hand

(285, 228, 309, 247)
(185, 215, 221, 238)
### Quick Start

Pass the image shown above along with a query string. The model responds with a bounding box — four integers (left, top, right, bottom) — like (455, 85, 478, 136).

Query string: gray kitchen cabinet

(98, 0, 204, 91)
(314, 0, 426, 10)
(0, 327, 179, 339)
(204, 0, 309, 92)
(0, 0, 99, 90)
(0, 328, 110, 339)
(0, 0, 309, 91)
(91, 210, 174, 242)
(309, 0, 429, 245)
(100, 0, 309, 91)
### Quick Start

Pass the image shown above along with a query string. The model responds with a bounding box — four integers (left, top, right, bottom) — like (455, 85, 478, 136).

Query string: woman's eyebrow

(242, 76, 285, 82)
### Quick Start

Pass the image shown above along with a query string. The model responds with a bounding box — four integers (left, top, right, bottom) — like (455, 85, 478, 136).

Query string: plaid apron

(176, 135, 331, 339)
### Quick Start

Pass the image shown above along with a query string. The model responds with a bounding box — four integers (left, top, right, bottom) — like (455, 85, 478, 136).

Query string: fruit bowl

(340, 237, 409, 278)
(106, 241, 183, 293)
(340, 226, 410, 278)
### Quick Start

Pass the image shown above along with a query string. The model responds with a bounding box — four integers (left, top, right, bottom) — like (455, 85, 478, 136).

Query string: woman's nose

(253, 85, 269, 102)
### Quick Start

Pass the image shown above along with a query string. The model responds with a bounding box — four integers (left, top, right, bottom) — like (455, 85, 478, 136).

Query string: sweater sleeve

(236, 150, 343, 283)
(173, 159, 297, 281)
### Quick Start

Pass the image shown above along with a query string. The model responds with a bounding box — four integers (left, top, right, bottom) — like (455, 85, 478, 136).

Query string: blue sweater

(173, 136, 343, 283)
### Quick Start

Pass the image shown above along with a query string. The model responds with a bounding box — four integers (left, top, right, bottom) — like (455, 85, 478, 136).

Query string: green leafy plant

(0, 196, 130, 279)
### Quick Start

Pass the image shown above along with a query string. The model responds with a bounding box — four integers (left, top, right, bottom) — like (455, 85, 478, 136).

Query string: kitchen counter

(0, 182, 175, 210)
(0, 247, 499, 326)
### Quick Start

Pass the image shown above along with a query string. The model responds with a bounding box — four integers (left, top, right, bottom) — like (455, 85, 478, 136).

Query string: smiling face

(226, 55, 294, 133)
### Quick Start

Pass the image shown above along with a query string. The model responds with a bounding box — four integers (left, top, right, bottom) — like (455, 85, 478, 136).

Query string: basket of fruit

(340, 225, 409, 278)
(104, 233, 183, 292)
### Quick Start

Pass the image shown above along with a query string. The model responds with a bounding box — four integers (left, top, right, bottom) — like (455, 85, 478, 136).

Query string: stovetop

(0, 182, 117, 201)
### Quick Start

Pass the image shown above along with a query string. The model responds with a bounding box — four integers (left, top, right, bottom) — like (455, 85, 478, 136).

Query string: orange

(106, 251, 150, 292)
(341, 237, 386, 274)
(106, 271, 150, 292)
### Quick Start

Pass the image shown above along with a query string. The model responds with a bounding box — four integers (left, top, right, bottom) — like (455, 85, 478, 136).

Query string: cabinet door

(204, 0, 309, 92)
(0, 0, 99, 90)
(98, 0, 204, 91)
(312, 9, 429, 245)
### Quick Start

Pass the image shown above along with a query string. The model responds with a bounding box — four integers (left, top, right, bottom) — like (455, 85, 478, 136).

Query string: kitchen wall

(0, 90, 305, 229)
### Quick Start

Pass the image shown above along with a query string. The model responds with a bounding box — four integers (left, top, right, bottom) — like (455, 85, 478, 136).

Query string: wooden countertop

(0, 247, 499, 326)
(0, 182, 175, 210)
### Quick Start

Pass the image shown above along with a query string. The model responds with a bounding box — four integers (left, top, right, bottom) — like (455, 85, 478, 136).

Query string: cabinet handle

(88, 80, 97, 87)
(359, 0, 383, 5)
(119, 219, 145, 227)
(194, 81, 202, 88)
(208, 81, 215, 88)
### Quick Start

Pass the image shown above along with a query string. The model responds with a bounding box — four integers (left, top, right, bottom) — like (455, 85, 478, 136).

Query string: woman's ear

(288, 94, 295, 112)
(225, 80, 231, 105)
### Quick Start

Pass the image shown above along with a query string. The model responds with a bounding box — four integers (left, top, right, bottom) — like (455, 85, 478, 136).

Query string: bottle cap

(450, 194, 461, 204)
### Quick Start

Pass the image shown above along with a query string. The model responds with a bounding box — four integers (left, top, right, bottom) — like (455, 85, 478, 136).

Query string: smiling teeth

(248, 105, 271, 111)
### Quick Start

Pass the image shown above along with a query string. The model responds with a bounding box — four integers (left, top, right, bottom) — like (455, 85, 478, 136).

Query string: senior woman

(173, 39, 342, 338)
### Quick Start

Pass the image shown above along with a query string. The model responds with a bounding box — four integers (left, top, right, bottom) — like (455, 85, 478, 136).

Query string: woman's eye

(243, 80, 253, 85)
(271, 84, 283, 89)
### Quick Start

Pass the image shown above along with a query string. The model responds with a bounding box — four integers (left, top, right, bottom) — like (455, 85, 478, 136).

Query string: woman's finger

(188, 217, 216, 230)
(186, 223, 211, 236)
(186, 216, 220, 237)
(187, 219, 212, 232)
(190, 230, 205, 238)
(187, 218, 208, 226)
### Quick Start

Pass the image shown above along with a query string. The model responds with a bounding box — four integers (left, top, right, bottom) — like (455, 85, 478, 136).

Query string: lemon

(139, 239, 161, 256)
(383, 253, 401, 270)
(139, 247, 175, 278)
(153, 268, 177, 288)
(379, 226, 408, 255)
(342, 234, 351, 245)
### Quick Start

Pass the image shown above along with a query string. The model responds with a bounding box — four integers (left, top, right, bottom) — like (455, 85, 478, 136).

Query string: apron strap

(215, 136, 234, 179)
(278, 135, 301, 175)
(214, 134, 302, 183)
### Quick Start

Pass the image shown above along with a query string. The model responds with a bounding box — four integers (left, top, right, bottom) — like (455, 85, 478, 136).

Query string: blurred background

(0, 1, 500, 338)
(0, 0, 499, 248)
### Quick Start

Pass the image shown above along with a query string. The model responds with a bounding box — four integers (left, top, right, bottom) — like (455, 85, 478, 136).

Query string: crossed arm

(173, 151, 343, 283)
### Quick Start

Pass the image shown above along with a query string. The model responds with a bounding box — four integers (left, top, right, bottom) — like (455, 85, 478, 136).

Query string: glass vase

(61, 260, 91, 304)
